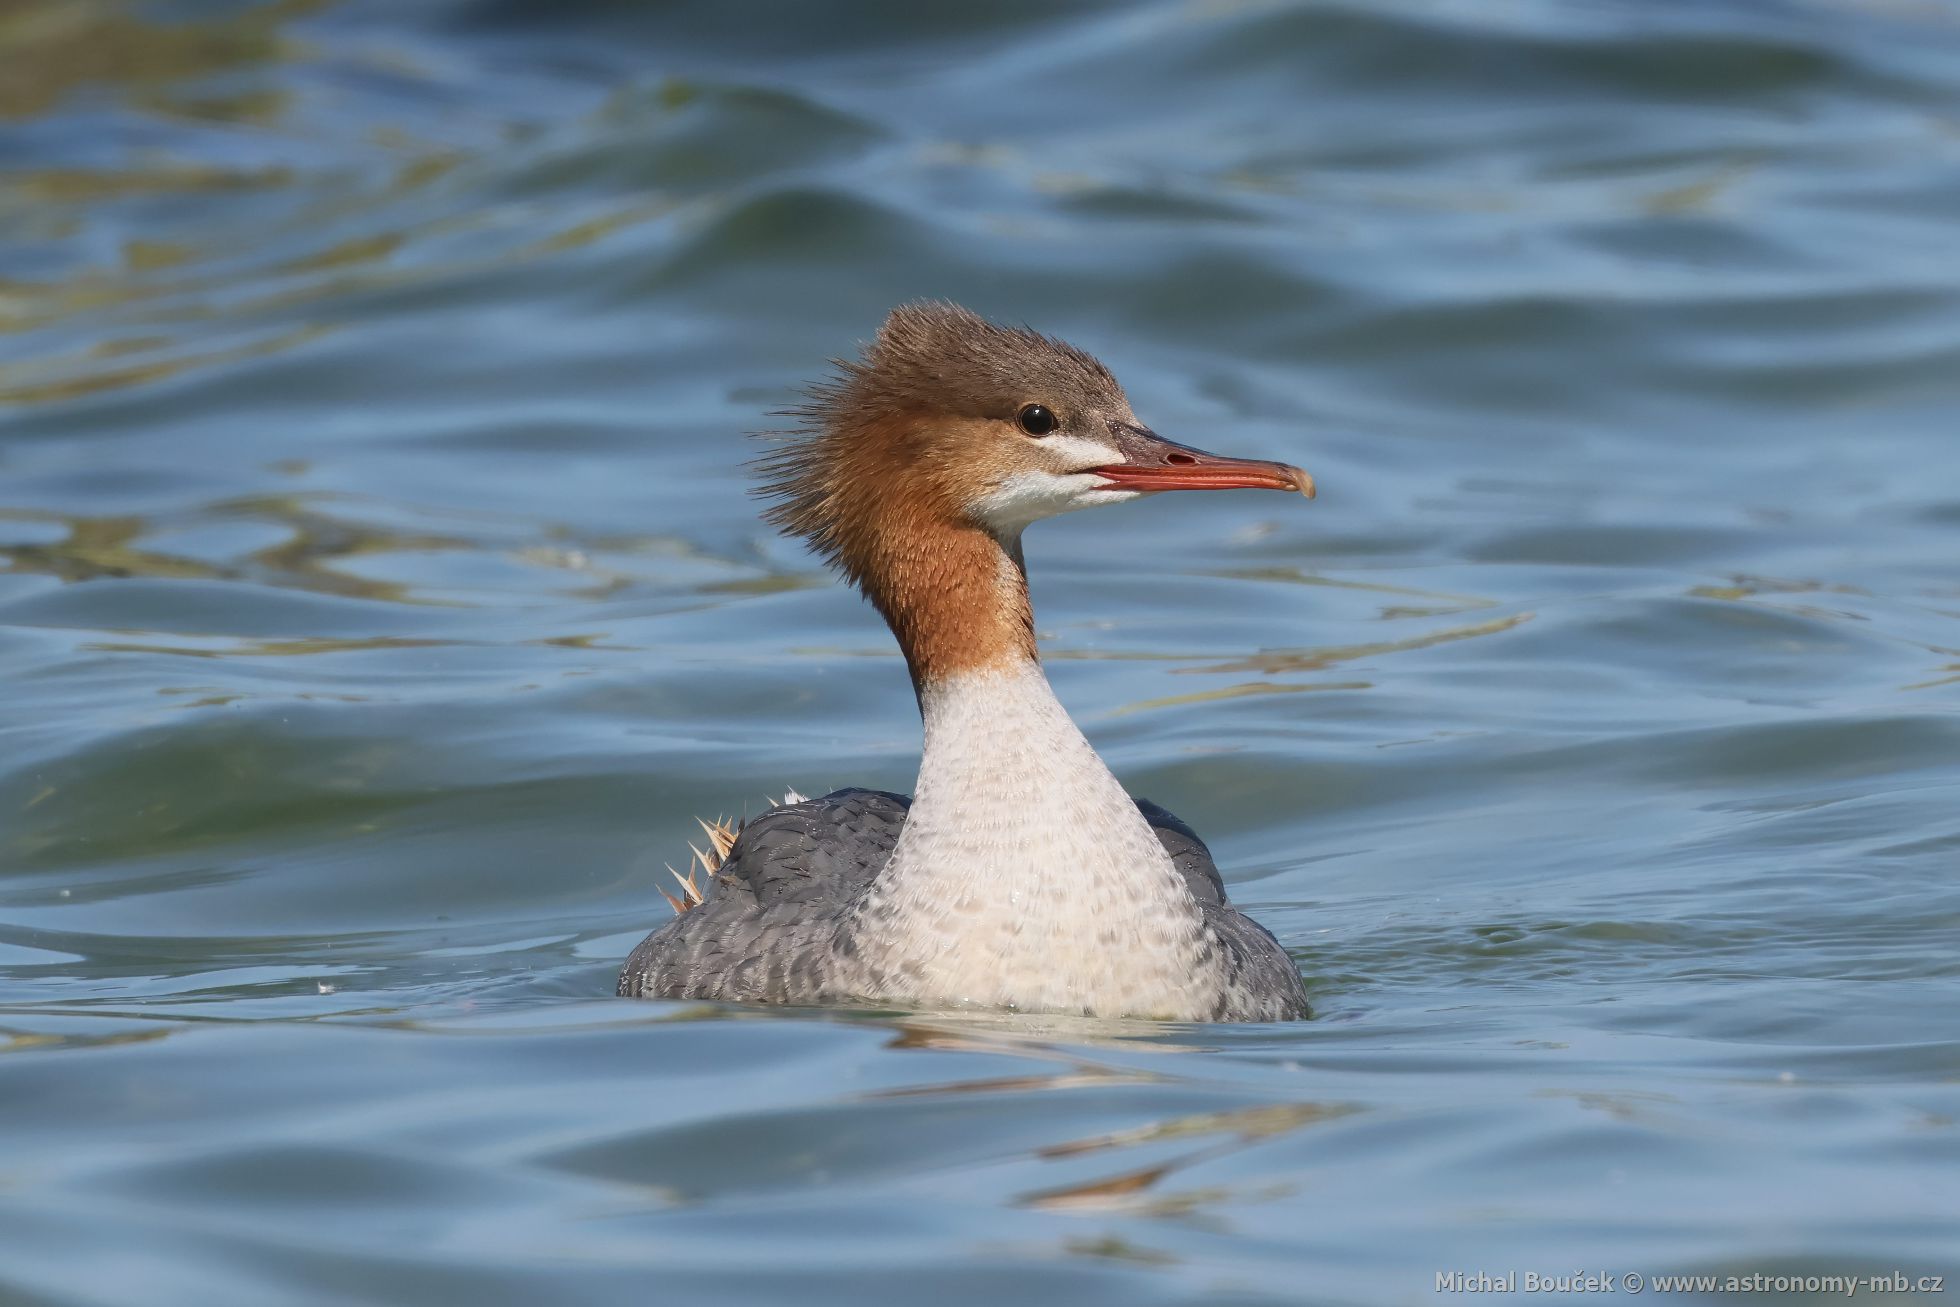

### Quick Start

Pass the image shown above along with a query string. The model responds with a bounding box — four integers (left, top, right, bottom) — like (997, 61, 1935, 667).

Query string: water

(3, 0, 1958, 1301)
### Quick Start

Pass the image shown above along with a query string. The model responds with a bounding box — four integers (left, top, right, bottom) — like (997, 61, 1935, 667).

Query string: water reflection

(0, 0, 313, 123)
(1022, 1101, 1354, 1218)
(0, 496, 775, 614)
(2, 502, 421, 601)
(4, 0, 1959, 1299)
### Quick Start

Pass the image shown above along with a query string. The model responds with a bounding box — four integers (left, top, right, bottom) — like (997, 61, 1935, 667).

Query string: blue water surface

(2, 2, 1957, 1303)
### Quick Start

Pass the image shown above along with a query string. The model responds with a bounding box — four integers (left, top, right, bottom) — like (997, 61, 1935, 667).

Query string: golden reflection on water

(1021, 1101, 1354, 1218)
(0, 1023, 173, 1054)
(1690, 573, 1960, 690)
(863, 1015, 1357, 1224)
(1689, 574, 1870, 601)
(1110, 679, 1373, 716)
(1903, 662, 1959, 692)
(0, 494, 793, 664)
(1177, 611, 1533, 678)
(0, 0, 335, 401)
(1206, 566, 1501, 616)
(1038, 1100, 1355, 1159)
(0, 0, 314, 122)
(791, 594, 1530, 716)
(4, 513, 218, 584)
(88, 635, 447, 660)
(0, 324, 333, 406)
(0, 0, 681, 409)
(0, 500, 439, 602)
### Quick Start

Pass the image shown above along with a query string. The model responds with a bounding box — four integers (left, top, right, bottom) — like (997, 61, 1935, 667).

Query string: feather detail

(660, 814, 742, 915)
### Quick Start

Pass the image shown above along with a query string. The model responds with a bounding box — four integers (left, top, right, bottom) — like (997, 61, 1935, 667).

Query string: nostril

(1165, 452, 1197, 465)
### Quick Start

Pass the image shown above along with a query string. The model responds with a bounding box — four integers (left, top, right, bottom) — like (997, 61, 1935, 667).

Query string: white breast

(850, 660, 1222, 1020)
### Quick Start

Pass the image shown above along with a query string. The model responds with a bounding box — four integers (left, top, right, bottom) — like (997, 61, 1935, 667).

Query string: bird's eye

(1017, 404, 1057, 436)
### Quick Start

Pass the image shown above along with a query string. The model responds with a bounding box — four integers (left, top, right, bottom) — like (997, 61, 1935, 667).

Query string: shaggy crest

(752, 300, 1123, 580)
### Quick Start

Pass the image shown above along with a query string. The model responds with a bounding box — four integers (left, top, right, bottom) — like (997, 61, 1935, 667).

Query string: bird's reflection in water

(870, 1012, 1356, 1221)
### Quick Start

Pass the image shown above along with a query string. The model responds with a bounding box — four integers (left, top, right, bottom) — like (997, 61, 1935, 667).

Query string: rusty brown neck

(849, 519, 1036, 699)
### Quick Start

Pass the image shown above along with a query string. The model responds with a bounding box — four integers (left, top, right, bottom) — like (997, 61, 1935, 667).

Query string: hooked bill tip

(1291, 468, 1317, 500)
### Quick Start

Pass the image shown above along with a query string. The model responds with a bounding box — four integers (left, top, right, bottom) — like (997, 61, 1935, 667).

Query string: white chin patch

(969, 470, 1140, 535)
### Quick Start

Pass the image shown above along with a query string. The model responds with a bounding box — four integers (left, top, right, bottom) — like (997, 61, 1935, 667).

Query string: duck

(618, 302, 1314, 1022)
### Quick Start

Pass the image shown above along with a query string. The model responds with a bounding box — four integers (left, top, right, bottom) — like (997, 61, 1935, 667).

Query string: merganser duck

(619, 302, 1314, 1022)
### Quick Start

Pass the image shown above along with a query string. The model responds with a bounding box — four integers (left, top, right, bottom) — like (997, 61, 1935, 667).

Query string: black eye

(1017, 404, 1057, 436)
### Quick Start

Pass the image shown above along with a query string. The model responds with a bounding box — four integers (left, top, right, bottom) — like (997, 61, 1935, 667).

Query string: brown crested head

(756, 300, 1124, 578)
(752, 301, 1313, 687)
